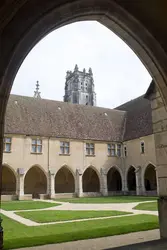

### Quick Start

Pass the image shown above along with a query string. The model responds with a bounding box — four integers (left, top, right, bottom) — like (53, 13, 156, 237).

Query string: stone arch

(24, 165, 47, 197)
(55, 166, 75, 193)
(107, 166, 122, 191)
(127, 166, 136, 191)
(83, 166, 100, 192)
(144, 164, 157, 191)
(2, 164, 17, 195)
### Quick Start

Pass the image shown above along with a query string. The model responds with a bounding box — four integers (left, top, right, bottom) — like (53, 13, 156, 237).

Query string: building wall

(2, 133, 157, 199)
(3, 136, 122, 174)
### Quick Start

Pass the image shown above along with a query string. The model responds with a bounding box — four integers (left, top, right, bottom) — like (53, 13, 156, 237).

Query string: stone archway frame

(2, 163, 17, 195)
(2, 0, 167, 117)
(54, 164, 76, 193)
(82, 165, 101, 193)
(24, 165, 48, 195)
(105, 165, 123, 192)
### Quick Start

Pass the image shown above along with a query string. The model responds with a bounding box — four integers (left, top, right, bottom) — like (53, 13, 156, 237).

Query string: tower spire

(34, 81, 41, 98)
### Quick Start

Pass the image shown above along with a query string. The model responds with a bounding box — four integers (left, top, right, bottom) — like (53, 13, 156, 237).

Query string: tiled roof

(115, 95, 153, 141)
(4, 94, 126, 142)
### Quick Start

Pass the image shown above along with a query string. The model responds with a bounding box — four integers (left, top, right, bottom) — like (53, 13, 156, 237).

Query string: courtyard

(0, 196, 159, 249)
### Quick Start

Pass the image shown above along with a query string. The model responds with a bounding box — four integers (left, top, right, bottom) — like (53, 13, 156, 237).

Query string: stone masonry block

(152, 106, 167, 124)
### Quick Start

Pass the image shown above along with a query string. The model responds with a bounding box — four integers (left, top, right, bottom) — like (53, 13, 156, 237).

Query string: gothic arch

(107, 166, 122, 192)
(55, 166, 75, 193)
(2, 164, 17, 195)
(83, 166, 100, 192)
(144, 164, 157, 191)
(24, 165, 47, 197)
(127, 166, 136, 192)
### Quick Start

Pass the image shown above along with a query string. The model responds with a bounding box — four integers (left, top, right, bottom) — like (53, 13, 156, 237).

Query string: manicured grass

(54, 196, 157, 204)
(133, 202, 158, 211)
(2, 214, 159, 250)
(16, 210, 131, 223)
(1, 201, 60, 211)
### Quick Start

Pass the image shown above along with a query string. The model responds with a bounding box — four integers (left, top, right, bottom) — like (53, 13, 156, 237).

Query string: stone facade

(64, 65, 96, 106)
(2, 133, 157, 200)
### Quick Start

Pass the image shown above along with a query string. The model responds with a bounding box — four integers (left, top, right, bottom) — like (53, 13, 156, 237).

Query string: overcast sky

(12, 21, 152, 108)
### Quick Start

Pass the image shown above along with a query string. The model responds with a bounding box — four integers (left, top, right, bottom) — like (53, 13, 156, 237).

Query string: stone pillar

(148, 83, 167, 238)
(76, 169, 83, 197)
(122, 171, 128, 194)
(135, 166, 143, 196)
(17, 168, 25, 200)
(49, 169, 56, 199)
(155, 167, 159, 195)
(100, 168, 108, 196)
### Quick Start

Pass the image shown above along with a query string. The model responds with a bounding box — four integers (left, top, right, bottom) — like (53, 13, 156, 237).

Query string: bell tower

(64, 65, 96, 106)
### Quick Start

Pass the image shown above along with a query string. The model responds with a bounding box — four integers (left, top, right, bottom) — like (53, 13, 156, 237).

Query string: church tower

(64, 64, 96, 106)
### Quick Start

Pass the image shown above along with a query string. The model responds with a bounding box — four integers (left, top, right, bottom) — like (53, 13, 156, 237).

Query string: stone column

(148, 84, 167, 238)
(17, 168, 25, 200)
(49, 169, 56, 199)
(155, 167, 159, 196)
(76, 169, 83, 197)
(122, 171, 128, 194)
(135, 166, 143, 196)
(100, 168, 108, 196)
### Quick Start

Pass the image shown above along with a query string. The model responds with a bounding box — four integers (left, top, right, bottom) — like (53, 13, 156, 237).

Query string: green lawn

(2, 214, 159, 250)
(54, 196, 157, 204)
(1, 201, 60, 211)
(133, 202, 158, 211)
(16, 210, 131, 223)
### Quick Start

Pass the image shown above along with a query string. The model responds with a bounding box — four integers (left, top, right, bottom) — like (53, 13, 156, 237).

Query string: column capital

(17, 168, 25, 176)
(100, 168, 107, 175)
(76, 168, 83, 175)
(135, 166, 141, 174)
(49, 168, 56, 176)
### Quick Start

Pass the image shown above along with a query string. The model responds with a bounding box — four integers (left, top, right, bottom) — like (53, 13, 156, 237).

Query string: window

(3, 137, 12, 152)
(141, 141, 145, 154)
(107, 144, 116, 156)
(31, 138, 42, 153)
(60, 141, 70, 154)
(117, 144, 121, 157)
(124, 145, 127, 157)
(86, 143, 95, 155)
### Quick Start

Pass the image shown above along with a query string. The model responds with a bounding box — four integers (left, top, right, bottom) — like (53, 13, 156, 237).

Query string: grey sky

(12, 21, 152, 108)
